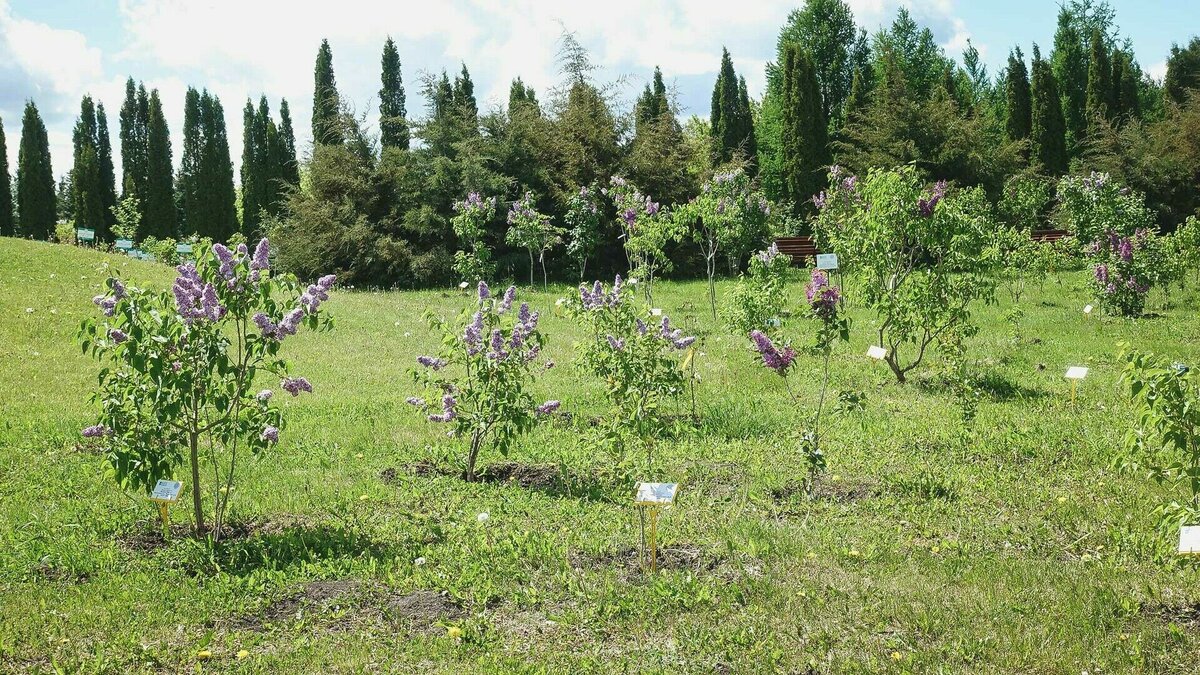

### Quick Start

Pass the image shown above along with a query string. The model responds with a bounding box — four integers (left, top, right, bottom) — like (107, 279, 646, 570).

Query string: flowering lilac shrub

(564, 276, 694, 456)
(722, 243, 791, 336)
(451, 192, 498, 285)
(603, 176, 683, 303)
(813, 166, 995, 383)
(1087, 229, 1162, 316)
(1055, 172, 1155, 247)
(565, 184, 603, 280)
(748, 270, 850, 493)
(410, 282, 555, 481)
(505, 191, 564, 288)
(675, 168, 773, 317)
(79, 239, 334, 539)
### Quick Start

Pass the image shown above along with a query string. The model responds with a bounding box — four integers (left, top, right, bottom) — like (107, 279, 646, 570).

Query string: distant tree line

(4, 0, 1200, 289)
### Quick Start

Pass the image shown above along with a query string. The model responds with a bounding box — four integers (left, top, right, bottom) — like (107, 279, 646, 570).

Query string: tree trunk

(540, 253, 548, 290)
(466, 428, 483, 482)
(188, 431, 204, 535)
(529, 251, 535, 288)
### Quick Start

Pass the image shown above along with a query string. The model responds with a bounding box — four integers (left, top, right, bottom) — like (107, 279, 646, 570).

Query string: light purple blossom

(428, 394, 457, 423)
(256, 389, 273, 402)
(478, 280, 491, 301)
(82, 424, 110, 438)
(488, 329, 508, 360)
(606, 334, 625, 351)
(750, 329, 795, 375)
(200, 283, 225, 321)
(673, 335, 697, 349)
(464, 312, 484, 355)
(813, 191, 827, 210)
(406, 396, 426, 407)
(261, 426, 279, 443)
(111, 278, 127, 300)
(281, 376, 313, 396)
(213, 243, 237, 280)
(518, 302, 531, 324)
(251, 238, 270, 271)
(99, 297, 117, 317)
(279, 308, 304, 336)
(417, 355, 447, 370)
(498, 285, 517, 313)
(536, 400, 561, 415)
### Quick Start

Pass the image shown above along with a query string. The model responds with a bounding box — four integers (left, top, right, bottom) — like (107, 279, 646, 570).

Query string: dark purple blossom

(108, 329, 128, 343)
(488, 329, 508, 361)
(536, 400, 561, 415)
(478, 280, 491, 301)
(606, 334, 625, 351)
(282, 376, 312, 396)
(82, 424, 110, 438)
(750, 329, 795, 375)
(428, 394, 457, 422)
(417, 355, 447, 370)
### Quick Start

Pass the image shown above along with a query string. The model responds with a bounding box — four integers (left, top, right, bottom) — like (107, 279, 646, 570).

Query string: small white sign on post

(650, 308, 663, 317)
(77, 228, 95, 242)
(815, 253, 839, 270)
(1065, 366, 1089, 380)
(1083, 304, 1094, 315)
(115, 239, 134, 251)
(150, 479, 183, 503)
(1179, 526, 1200, 555)
(634, 482, 678, 506)
(175, 243, 193, 255)
(866, 345, 887, 360)
(634, 482, 677, 574)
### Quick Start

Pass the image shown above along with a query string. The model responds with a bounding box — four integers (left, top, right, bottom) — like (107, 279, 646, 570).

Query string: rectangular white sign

(150, 479, 183, 502)
(866, 345, 887, 360)
(1065, 366, 1089, 380)
(815, 253, 839, 270)
(1083, 304, 1094, 315)
(77, 228, 95, 242)
(634, 482, 677, 506)
(115, 239, 133, 250)
(1179, 526, 1200, 555)
(176, 243, 193, 254)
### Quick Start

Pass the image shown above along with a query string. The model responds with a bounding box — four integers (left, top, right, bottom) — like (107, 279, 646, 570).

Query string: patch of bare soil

(116, 520, 259, 552)
(233, 580, 365, 630)
(388, 461, 564, 490)
(772, 475, 877, 504)
(31, 559, 89, 583)
(384, 590, 465, 627)
(571, 543, 725, 577)
(1145, 601, 1200, 628)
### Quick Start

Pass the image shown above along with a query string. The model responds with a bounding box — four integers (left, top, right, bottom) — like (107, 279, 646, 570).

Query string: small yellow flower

(891, 651, 902, 661)
(355, 453, 364, 459)
(831, 474, 841, 482)
(197, 650, 213, 660)
(358, 494, 369, 501)
(447, 626, 463, 639)
(237, 649, 250, 660)
(1057, 496, 1067, 504)
(848, 549, 860, 557)
(931, 546, 940, 555)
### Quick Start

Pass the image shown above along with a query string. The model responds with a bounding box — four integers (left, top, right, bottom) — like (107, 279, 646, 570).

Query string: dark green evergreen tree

(142, 90, 176, 240)
(1051, 6, 1088, 156)
(17, 101, 56, 240)
(278, 99, 300, 187)
(635, 67, 669, 136)
(240, 99, 262, 236)
(452, 64, 479, 134)
(1031, 46, 1068, 174)
(767, 0, 858, 125)
(843, 67, 869, 124)
(178, 87, 203, 236)
(780, 45, 828, 214)
(710, 48, 741, 164)
(1112, 50, 1140, 122)
(95, 103, 117, 240)
(508, 77, 540, 115)
(1086, 27, 1114, 125)
(313, 39, 343, 146)
(737, 75, 758, 170)
(1004, 48, 1032, 143)
(180, 90, 239, 241)
(57, 175, 74, 223)
(72, 96, 106, 238)
(119, 79, 150, 214)
(0, 116, 12, 237)
(872, 7, 948, 100)
(1165, 37, 1200, 105)
(379, 37, 409, 150)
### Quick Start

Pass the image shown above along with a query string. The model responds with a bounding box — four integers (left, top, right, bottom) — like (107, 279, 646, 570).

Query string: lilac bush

(603, 176, 682, 303)
(505, 191, 564, 288)
(451, 192, 497, 284)
(1087, 229, 1161, 317)
(565, 184, 603, 280)
(723, 243, 791, 336)
(79, 239, 334, 539)
(410, 282, 556, 481)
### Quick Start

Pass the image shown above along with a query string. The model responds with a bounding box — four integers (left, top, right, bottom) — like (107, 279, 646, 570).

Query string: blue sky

(1, 0, 1197, 183)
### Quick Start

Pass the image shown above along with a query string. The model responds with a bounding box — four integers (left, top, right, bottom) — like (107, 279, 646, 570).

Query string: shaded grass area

(2, 237, 1200, 672)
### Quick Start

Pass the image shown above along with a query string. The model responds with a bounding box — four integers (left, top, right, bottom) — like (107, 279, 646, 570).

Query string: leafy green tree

(1165, 37, 1200, 105)
(142, 90, 177, 241)
(628, 67, 695, 208)
(1031, 47, 1068, 174)
(1005, 48, 1032, 143)
(0, 115, 12, 237)
(17, 101, 56, 240)
(379, 37, 409, 150)
(1051, 6, 1089, 156)
(780, 45, 828, 215)
(872, 7, 948, 100)
(313, 39, 343, 146)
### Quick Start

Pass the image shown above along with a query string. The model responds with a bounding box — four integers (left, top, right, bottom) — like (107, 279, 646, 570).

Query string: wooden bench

(774, 236, 818, 265)
(1031, 229, 1069, 243)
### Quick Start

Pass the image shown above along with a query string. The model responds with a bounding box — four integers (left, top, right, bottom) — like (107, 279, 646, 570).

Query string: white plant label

(150, 479, 183, 503)
(115, 239, 133, 250)
(1064, 366, 1089, 380)
(1083, 304, 1094, 315)
(866, 345, 887, 360)
(176, 243, 193, 254)
(1179, 526, 1200, 555)
(634, 482, 677, 506)
(77, 228, 95, 242)
(816, 253, 839, 270)
(650, 308, 663, 316)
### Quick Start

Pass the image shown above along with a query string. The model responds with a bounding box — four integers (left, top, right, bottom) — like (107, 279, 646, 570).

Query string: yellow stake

(648, 507, 659, 573)
(157, 502, 170, 539)
(1071, 380, 1077, 405)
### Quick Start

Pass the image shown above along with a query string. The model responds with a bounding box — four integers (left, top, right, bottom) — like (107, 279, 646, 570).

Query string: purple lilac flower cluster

(173, 263, 225, 324)
(535, 400, 561, 415)
(82, 424, 111, 438)
(261, 426, 279, 443)
(1082, 171, 1109, 191)
(756, 243, 781, 266)
(805, 269, 841, 319)
(454, 192, 495, 215)
(428, 394, 457, 423)
(464, 311, 485, 355)
(750, 329, 796, 375)
(579, 275, 626, 310)
(658, 316, 696, 350)
(417, 355, 447, 370)
(281, 376, 313, 397)
(507, 192, 540, 224)
(91, 278, 127, 317)
(917, 180, 949, 218)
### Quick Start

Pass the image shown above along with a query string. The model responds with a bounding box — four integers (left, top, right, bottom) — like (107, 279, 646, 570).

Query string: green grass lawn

(3, 236, 1200, 673)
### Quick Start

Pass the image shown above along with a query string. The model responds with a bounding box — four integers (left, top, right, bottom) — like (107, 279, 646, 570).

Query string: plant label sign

(866, 345, 887, 360)
(816, 253, 839, 270)
(150, 479, 183, 503)
(176, 243, 193, 254)
(634, 482, 677, 507)
(77, 228, 95, 242)
(1083, 304, 1094, 315)
(115, 239, 134, 251)
(1179, 526, 1200, 555)
(1064, 366, 1089, 380)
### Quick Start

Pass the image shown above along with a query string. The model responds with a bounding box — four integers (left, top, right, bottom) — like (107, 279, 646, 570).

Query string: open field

(3, 237, 1200, 673)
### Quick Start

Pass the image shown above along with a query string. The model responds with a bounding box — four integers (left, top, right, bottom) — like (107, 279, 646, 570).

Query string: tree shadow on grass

(383, 460, 627, 504)
(916, 369, 1048, 403)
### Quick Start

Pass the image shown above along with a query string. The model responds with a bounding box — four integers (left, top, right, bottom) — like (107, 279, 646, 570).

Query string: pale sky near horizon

(1, 0, 1197, 184)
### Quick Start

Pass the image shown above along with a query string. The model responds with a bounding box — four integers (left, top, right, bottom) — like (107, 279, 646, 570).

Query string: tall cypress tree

(278, 99, 300, 187)
(1164, 37, 1200, 105)
(179, 87, 203, 236)
(1112, 50, 1140, 122)
(142, 90, 177, 240)
(1004, 48, 1032, 143)
(710, 48, 743, 164)
(205, 93, 239, 242)
(17, 101, 56, 240)
(119, 79, 151, 233)
(379, 37, 409, 150)
(96, 103, 117, 241)
(635, 67, 669, 136)
(1030, 46, 1068, 175)
(452, 64, 479, 135)
(1086, 28, 1113, 126)
(737, 75, 759, 172)
(0, 116, 13, 237)
(1051, 7, 1088, 157)
(240, 99, 262, 237)
(312, 39, 343, 146)
(72, 96, 106, 238)
(780, 45, 828, 215)
(844, 67, 870, 125)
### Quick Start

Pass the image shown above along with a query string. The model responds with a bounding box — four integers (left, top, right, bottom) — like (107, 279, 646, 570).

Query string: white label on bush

(150, 479, 183, 502)
(634, 482, 677, 506)
(1179, 526, 1200, 555)
(1084, 304, 1093, 314)
(866, 345, 887, 360)
(1065, 366, 1089, 380)
(816, 253, 839, 270)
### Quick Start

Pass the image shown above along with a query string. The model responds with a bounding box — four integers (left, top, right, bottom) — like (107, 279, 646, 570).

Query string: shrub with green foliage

(451, 192, 497, 285)
(1054, 172, 1154, 246)
(505, 191, 563, 289)
(78, 239, 334, 539)
(1087, 229, 1162, 317)
(564, 184, 602, 280)
(814, 166, 996, 383)
(722, 243, 790, 336)
(604, 176, 682, 304)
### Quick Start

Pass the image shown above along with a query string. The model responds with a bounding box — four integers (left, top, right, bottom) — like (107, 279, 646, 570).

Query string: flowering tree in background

(722, 243, 791, 336)
(410, 282, 556, 481)
(564, 184, 602, 280)
(1088, 229, 1161, 316)
(451, 192, 497, 285)
(506, 191, 564, 289)
(1055, 172, 1155, 247)
(814, 166, 995, 383)
(675, 167, 772, 318)
(604, 176, 682, 303)
(79, 239, 334, 539)
(749, 269, 849, 494)
(564, 275, 694, 463)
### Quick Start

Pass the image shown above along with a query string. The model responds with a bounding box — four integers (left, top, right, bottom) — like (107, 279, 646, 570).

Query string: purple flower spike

(536, 400, 561, 416)
(282, 376, 313, 396)
(428, 394, 457, 423)
(606, 334, 625, 351)
(417, 355, 447, 370)
(251, 238, 270, 271)
(108, 329, 128, 343)
(464, 312, 484, 355)
(499, 285, 517, 313)
(261, 426, 279, 443)
(82, 424, 110, 438)
(256, 389, 273, 402)
(750, 329, 795, 375)
(478, 280, 491, 301)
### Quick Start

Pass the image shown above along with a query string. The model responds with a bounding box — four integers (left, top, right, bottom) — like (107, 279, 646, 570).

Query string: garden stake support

(148, 479, 184, 540)
(633, 482, 678, 574)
